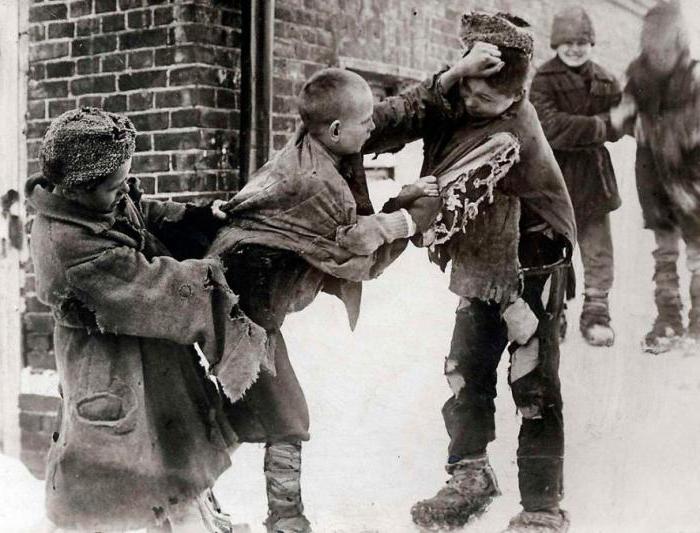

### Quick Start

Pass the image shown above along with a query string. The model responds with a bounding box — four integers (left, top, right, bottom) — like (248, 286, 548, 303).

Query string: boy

(28, 107, 269, 532)
(208, 68, 444, 533)
(531, 6, 630, 347)
(624, 0, 700, 353)
(363, 12, 576, 533)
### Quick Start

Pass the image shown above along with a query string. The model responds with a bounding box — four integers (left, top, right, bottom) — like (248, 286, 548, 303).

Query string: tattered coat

(27, 177, 269, 531)
(531, 57, 623, 231)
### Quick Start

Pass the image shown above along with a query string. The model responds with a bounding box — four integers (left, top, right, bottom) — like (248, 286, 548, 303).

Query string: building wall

(17, 0, 653, 477)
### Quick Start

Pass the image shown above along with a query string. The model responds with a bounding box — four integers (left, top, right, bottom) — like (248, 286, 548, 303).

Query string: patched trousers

(442, 269, 566, 512)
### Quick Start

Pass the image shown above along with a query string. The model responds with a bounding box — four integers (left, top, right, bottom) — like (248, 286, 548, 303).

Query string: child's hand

(440, 42, 504, 94)
(211, 199, 228, 220)
(609, 93, 637, 134)
(413, 175, 439, 197)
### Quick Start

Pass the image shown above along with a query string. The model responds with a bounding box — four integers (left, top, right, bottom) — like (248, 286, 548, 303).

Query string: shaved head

(298, 68, 373, 133)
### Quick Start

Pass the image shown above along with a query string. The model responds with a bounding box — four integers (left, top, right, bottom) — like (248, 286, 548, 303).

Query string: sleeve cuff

(399, 208, 417, 237)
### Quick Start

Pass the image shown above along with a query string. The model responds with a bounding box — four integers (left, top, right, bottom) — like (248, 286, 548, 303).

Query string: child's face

(74, 159, 131, 213)
(556, 40, 593, 68)
(330, 88, 375, 155)
(459, 78, 520, 118)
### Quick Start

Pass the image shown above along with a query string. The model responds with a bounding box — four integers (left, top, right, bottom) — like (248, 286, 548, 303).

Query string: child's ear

(328, 120, 341, 142)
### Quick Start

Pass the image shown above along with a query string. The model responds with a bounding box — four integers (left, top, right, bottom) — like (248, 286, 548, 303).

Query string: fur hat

(460, 11, 534, 57)
(40, 107, 136, 191)
(550, 6, 595, 48)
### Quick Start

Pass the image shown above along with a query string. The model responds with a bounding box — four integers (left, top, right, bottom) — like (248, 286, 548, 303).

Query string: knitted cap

(40, 107, 136, 191)
(460, 11, 534, 57)
(550, 6, 595, 48)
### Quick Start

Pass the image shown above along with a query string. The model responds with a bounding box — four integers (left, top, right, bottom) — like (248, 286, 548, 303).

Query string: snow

(5, 138, 700, 532)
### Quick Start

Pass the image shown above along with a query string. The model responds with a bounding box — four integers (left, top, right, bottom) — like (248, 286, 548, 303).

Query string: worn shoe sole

(411, 494, 497, 531)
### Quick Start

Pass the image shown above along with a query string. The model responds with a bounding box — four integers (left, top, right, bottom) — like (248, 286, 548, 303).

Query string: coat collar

(26, 176, 121, 234)
(538, 56, 615, 83)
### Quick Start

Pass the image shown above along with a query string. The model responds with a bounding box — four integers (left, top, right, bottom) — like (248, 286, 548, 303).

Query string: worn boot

(263, 442, 311, 533)
(579, 290, 614, 347)
(644, 234, 684, 353)
(411, 455, 501, 530)
(502, 509, 570, 533)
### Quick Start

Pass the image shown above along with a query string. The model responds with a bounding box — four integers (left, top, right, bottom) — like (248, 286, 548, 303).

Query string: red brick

(72, 35, 117, 56)
(27, 101, 46, 120)
(69, 0, 93, 18)
(102, 13, 125, 33)
(133, 176, 156, 194)
(218, 172, 240, 192)
(28, 80, 69, 100)
(101, 52, 127, 72)
(157, 172, 218, 193)
(48, 22, 75, 39)
(76, 17, 99, 36)
(119, 70, 166, 91)
(129, 111, 168, 131)
(103, 94, 127, 112)
(29, 3, 68, 23)
(119, 28, 168, 50)
(28, 64, 45, 81)
(155, 44, 216, 66)
(135, 133, 152, 152)
(126, 9, 152, 29)
(70, 74, 116, 95)
(94, 0, 117, 13)
(118, 0, 145, 9)
(46, 61, 75, 78)
(76, 56, 100, 74)
(170, 65, 220, 87)
(155, 87, 216, 108)
(132, 153, 170, 173)
(175, 23, 229, 46)
(179, 4, 220, 24)
(128, 91, 153, 111)
(28, 25, 45, 43)
(29, 42, 69, 62)
(21, 429, 53, 451)
(153, 130, 201, 151)
(128, 50, 154, 69)
(48, 98, 77, 117)
(23, 312, 55, 335)
(154, 6, 175, 26)
(77, 95, 103, 107)
(217, 89, 237, 109)
(24, 296, 50, 313)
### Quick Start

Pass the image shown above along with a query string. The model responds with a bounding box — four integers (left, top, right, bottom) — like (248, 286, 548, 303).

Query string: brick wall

(17, 0, 652, 477)
(21, 0, 243, 477)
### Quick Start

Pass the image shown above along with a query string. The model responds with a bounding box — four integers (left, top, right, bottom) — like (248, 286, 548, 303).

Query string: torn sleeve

(64, 246, 270, 402)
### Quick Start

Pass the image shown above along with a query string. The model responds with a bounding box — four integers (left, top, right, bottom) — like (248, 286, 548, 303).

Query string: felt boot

(411, 454, 501, 530)
(580, 290, 614, 347)
(263, 443, 311, 533)
(502, 509, 570, 533)
(644, 253, 684, 353)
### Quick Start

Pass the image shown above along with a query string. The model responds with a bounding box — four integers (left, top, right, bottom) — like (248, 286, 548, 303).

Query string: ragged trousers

(442, 270, 566, 512)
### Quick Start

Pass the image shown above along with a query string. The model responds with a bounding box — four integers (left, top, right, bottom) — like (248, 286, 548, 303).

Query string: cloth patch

(428, 132, 520, 247)
(503, 298, 538, 345)
(510, 337, 539, 384)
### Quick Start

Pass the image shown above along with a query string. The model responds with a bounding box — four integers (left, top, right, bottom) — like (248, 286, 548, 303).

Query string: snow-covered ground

(5, 137, 700, 532)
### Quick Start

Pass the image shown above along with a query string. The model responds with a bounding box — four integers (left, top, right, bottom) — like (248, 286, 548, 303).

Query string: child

(207, 68, 449, 532)
(531, 6, 631, 347)
(624, 0, 700, 353)
(363, 12, 576, 533)
(28, 107, 269, 532)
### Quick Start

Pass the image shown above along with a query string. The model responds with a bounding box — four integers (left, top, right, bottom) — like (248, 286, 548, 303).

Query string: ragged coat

(26, 177, 269, 531)
(530, 57, 623, 231)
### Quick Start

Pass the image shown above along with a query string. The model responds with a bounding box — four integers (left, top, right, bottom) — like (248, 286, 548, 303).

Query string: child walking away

(28, 108, 270, 532)
(208, 69, 440, 533)
(360, 12, 576, 532)
(625, 0, 700, 353)
(531, 6, 632, 347)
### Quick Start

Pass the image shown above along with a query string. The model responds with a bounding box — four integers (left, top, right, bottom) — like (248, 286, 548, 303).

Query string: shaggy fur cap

(40, 107, 136, 191)
(460, 11, 534, 57)
(550, 6, 595, 48)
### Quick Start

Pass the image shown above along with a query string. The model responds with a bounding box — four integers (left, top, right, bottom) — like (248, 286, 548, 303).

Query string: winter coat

(365, 73, 576, 302)
(531, 57, 623, 231)
(26, 177, 269, 531)
(626, 55, 700, 237)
